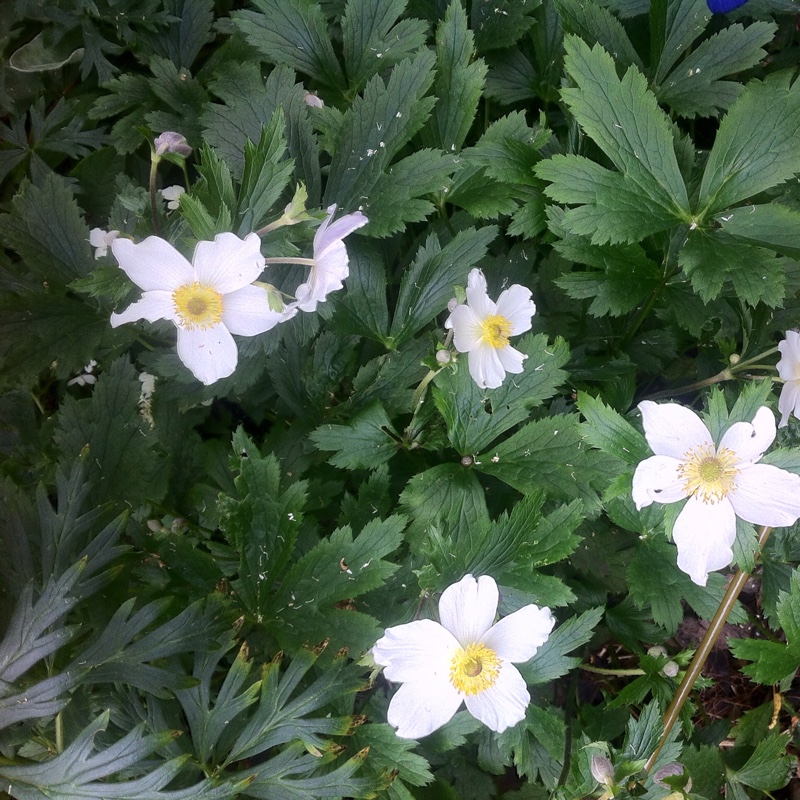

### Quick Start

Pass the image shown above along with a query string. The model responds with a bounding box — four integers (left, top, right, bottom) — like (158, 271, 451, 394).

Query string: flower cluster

(108, 205, 367, 385)
(372, 574, 554, 738)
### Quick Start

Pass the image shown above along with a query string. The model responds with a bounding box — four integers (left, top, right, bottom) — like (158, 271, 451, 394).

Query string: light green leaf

(718, 203, 800, 259)
(727, 733, 793, 791)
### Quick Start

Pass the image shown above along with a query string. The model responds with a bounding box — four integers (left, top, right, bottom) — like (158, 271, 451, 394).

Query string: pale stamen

(678, 443, 739, 503)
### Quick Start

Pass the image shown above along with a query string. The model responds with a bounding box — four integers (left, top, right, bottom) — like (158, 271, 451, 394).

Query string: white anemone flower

(372, 574, 555, 739)
(293, 204, 368, 312)
(159, 185, 185, 210)
(89, 228, 120, 259)
(445, 269, 536, 390)
(110, 233, 295, 385)
(632, 401, 800, 586)
(777, 331, 800, 428)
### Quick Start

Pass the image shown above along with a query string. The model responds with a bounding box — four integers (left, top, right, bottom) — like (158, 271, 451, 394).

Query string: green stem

(644, 525, 773, 773)
(580, 664, 645, 677)
(149, 156, 162, 236)
(263, 256, 315, 266)
(730, 346, 779, 372)
(640, 369, 733, 402)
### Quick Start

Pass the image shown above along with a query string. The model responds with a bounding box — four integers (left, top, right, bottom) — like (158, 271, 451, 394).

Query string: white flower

(110, 233, 295, 385)
(371, 574, 554, 739)
(445, 269, 536, 390)
(294, 204, 368, 312)
(159, 185, 185, 210)
(67, 360, 98, 387)
(89, 228, 120, 259)
(777, 331, 800, 427)
(632, 402, 800, 586)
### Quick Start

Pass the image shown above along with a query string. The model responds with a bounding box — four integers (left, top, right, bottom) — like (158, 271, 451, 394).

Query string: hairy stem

(148, 156, 162, 236)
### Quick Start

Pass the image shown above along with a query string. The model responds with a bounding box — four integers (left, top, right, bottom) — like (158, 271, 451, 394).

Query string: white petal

(729, 464, 800, 527)
(463, 662, 529, 733)
(631, 455, 687, 509)
(719, 406, 775, 465)
(296, 243, 348, 312)
(481, 605, 555, 663)
(778, 380, 800, 428)
(638, 401, 713, 458)
(495, 285, 535, 335)
(372, 619, 459, 683)
(777, 331, 800, 381)
(222, 285, 286, 336)
(89, 228, 106, 247)
(192, 232, 265, 294)
(439, 575, 498, 646)
(468, 345, 506, 390)
(672, 496, 737, 586)
(314, 206, 368, 261)
(112, 236, 193, 292)
(110, 291, 177, 327)
(387, 678, 463, 739)
(446, 305, 483, 352)
(465, 269, 496, 320)
(176, 324, 238, 385)
(496, 344, 527, 375)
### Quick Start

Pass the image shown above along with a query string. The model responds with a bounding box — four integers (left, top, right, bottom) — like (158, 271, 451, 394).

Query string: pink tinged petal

(439, 575, 499, 646)
(638, 401, 714, 458)
(468, 345, 506, 390)
(110, 291, 177, 327)
(222, 285, 286, 336)
(632, 455, 687, 509)
(465, 269, 496, 320)
(778, 380, 800, 428)
(192, 232, 265, 294)
(112, 236, 193, 292)
(496, 344, 526, 375)
(481, 605, 555, 663)
(314, 206, 368, 260)
(719, 406, 775, 465)
(495, 285, 536, 335)
(446, 305, 483, 352)
(372, 619, 459, 684)
(463, 662, 529, 733)
(672, 495, 737, 586)
(176, 324, 238, 385)
(387, 678, 463, 739)
(729, 463, 800, 527)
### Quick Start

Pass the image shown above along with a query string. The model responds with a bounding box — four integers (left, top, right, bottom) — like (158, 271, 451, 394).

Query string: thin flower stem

(580, 664, 645, 677)
(643, 525, 773, 773)
(263, 256, 315, 266)
(731, 346, 779, 371)
(148, 156, 162, 236)
(255, 219, 283, 236)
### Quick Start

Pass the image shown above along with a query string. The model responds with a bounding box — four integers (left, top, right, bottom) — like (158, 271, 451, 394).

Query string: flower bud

(154, 131, 192, 157)
(304, 91, 324, 108)
(647, 645, 667, 658)
(662, 660, 679, 678)
(590, 755, 614, 786)
(653, 762, 691, 792)
(436, 350, 451, 364)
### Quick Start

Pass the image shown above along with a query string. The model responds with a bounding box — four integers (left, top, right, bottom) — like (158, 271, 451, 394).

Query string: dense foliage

(1, 0, 800, 797)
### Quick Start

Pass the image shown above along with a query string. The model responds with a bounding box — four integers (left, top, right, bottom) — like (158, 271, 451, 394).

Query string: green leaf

(718, 203, 800, 259)
(698, 72, 800, 217)
(389, 226, 497, 346)
(232, 0, 345, 91)
(651, 0, 710, 85)
(310, 402, 399, 470)
(577, 391, 649, 465)
(536, 37, 690, 243)
(678, 228, 785, 306)
(656, 23, 776, 118)
(623, 700, 661, 762)
(471, 0, 540, 52)
(341, 0, 428, 93)
(53, 358, 169, 508)
(434, 334, 570, 453)
(553, 0, 643, 70)
(520, 606, 604, 684)
(425, 2, 487, 152)
(727, 733, 793, 791)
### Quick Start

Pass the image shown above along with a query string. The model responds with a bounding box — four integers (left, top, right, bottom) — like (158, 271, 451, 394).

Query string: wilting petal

(495, 285, 536, 336)
(387, 678, 463, 739)
(719, 406, 775, 464)
(222, 285, 286, 336)
(468, 344, 506, 390)
(672, 496, 737, 586)
(482, 604, 554, 663)
(193, 232, 265, 294)
(496, 344, 527, 375)
(464, 663, 529, 733)
(372, 619, 458, 684)
(314, 206, 368, 259)
(176, 324, 237, 385)
(112, 236, 192, 292)
(110, 291, 176, 327)
(439, 575, 498, 646)
(638, 402, 713, 459)
(465, 268, 496, 320)
(730, 463, 800, 527)
(778, 380, 800, 428)
(631, 455, 687, 509)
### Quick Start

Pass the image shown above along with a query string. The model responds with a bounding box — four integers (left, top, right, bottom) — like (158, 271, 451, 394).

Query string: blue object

(706, 0, 749, 12)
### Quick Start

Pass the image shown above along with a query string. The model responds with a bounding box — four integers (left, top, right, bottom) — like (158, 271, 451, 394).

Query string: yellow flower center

(480, 314, 512, 349)
(172, 282, 224, 329)
(449, 642, 501, 696)
(678, 444, 739, 503)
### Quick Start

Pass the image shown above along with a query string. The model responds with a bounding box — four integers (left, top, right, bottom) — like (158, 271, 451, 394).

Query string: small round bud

(460, 455, 474, 467)
(154, 131, 192, 157)
(729, 353, 741, 365)
(647, 645, 667, 658)
(590, 755, 614, 785)
(436, 350, 451, 364)
(146, 519, 162, 532)
(662, 660, 679, 678)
